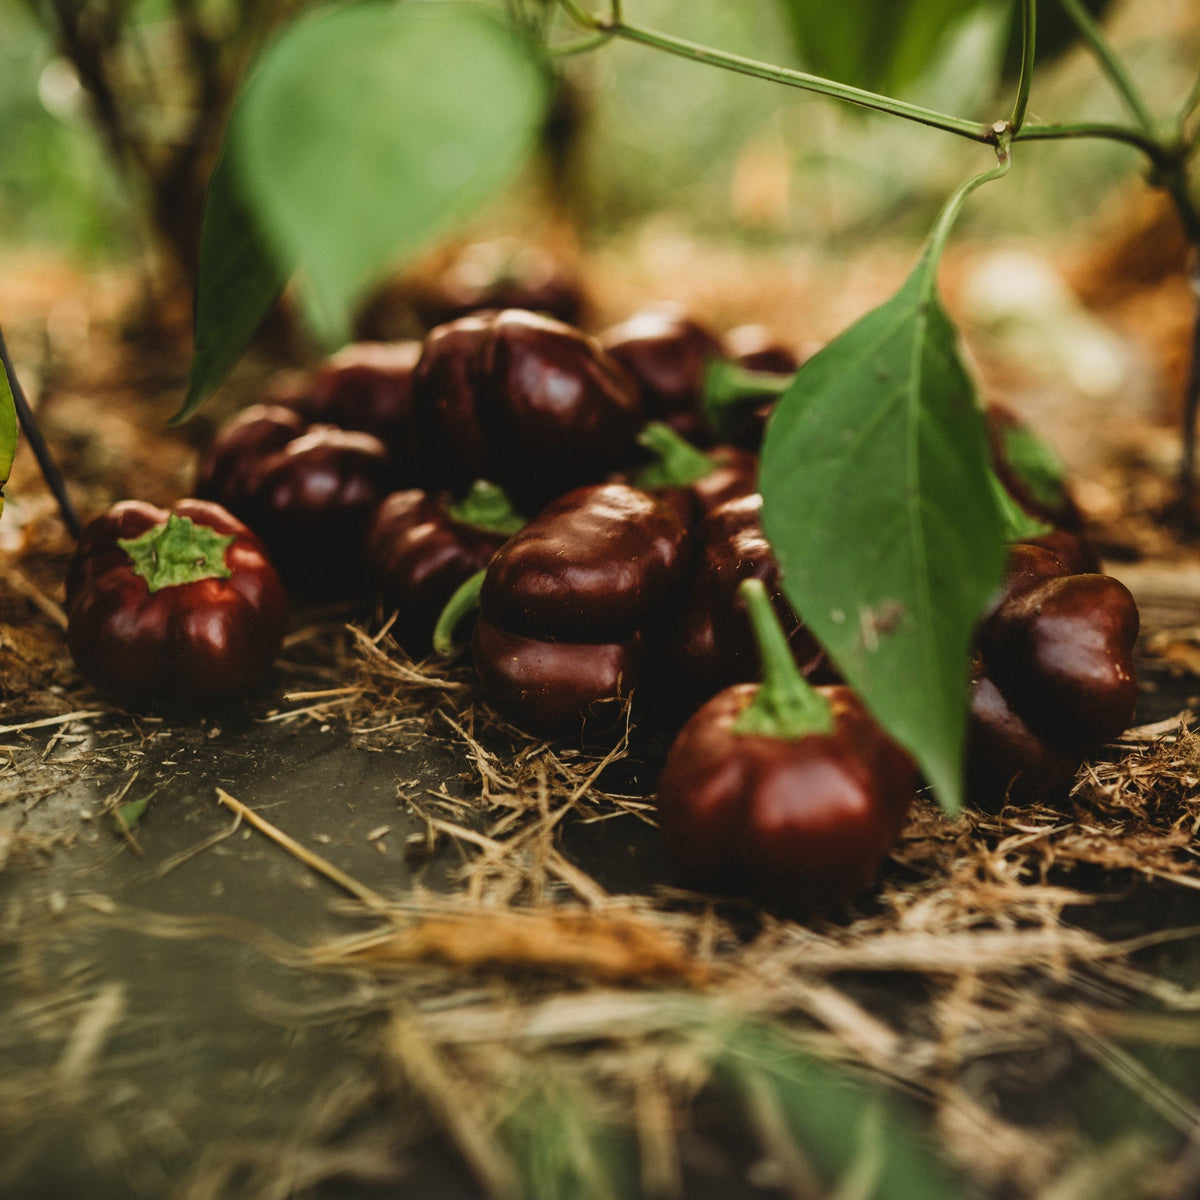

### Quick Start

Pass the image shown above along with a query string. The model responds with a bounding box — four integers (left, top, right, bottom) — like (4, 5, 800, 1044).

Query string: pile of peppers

(62, 296, 1141, 915)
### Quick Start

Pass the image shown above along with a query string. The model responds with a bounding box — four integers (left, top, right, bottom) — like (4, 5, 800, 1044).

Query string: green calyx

(733, 578, 833, 740)
(703, 358, 793, 439)
(634, 421, 714, 489)
(446, 480, 525, 535)
(119, 513, 235, 593)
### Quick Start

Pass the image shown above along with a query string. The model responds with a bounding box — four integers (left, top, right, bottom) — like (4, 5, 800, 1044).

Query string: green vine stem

(554, 4, 995, 142)
(1008, 0, 1036, 134)
(1057, 0, 1156, 132)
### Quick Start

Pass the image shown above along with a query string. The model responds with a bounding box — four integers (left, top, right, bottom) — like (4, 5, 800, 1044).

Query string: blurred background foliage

(0, 0, 1196, 284)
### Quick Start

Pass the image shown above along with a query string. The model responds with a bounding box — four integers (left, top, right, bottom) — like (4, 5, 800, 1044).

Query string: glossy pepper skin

(301, 341, 423, 476)
(656, 685, 916, 913)
(600, 307, 724, 446)
(196, 408, 393, 598)
(663, 493, 830, 709)
(472, 483, 689, 733)
(966, 542, 1139, 807)
(413, 308, 642, 510)
(367, 486, 516, 657)
(194, 404, 307, 511)
(65, 499, 288, 709)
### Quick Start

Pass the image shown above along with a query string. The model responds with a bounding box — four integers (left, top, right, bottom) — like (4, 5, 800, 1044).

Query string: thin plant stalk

(0, 325, 81, 540)
(1008, 0, 1037, 134)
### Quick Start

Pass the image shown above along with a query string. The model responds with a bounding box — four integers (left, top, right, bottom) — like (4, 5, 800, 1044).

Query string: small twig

(155, 809, 244, 878)
(6, 568, 68, 629)
(215, 787, 392, 911)
(0, 710, 107, 735)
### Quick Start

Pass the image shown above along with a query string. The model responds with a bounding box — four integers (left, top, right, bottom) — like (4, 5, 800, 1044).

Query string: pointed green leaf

(759, 263, 1006, 813)
(0, 359, 16, 521)
(177, 138, 290, 423)
(233, 1, 549, 345)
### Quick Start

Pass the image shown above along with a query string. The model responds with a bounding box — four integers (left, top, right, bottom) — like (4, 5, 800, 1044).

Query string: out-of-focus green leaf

(717, 1022, 965, 1198)
(759, 254, 1006, 813)
(177, 139, 289, 422)
(232, 0, 549, 345)
(1000, 0, 1116, 77)
(501, 1077, 635, 1200)
(772, 0, 996, 96)
(0, 358, 16, 521)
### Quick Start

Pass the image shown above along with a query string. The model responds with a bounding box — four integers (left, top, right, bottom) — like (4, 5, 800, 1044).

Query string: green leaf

(0, 359, 15, 521)
(717, 1022, 964, 1198)
(112, 789, 159, 835)
(177, 137, 290, 423)
(759, 258, 1006, 813)
(233, 1, 549, 345)
(995, 417, 1071, 517)
(773, 0, 994, 96)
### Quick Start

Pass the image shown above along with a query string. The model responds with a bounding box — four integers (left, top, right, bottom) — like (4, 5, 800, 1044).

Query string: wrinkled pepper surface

(413, 308, 642, 510)
(367, 481, 522, 657)
(471, 482, 689, 733)
(195, 406, 392, 597)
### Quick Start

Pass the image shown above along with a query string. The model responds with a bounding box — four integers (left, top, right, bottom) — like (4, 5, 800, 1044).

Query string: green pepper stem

(703, 359, 794, 440)
(445, 480, 525, 536)
(733, 578, 833, 739)
(432, 568, 487, 657)
(119, 513, 235, 593)
(634, 421, 713, 489)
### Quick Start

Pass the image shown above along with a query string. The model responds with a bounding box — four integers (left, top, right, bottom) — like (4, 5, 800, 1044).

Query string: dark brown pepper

(65, 499, 288, 710)
(977, 572, 1139, 751)
(656, 683, 916, 913)
(413, 309, 642, 509)
(663, 494, 830, 708)
(367, 488, 513, 656)
(472, 483, 689, 731)
(479, 483, 689, 642)
(600, 308, 724, 445)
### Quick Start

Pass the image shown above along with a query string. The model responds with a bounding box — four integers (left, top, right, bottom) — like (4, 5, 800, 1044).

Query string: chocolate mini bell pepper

(196, 408, 393, 598)
(194, 403, 307, 512)
(367, 480, 522, 656)
(65, 499, 288, 709)
(470, 482, 689, 733)
(661, 493, 829, 708)
(303, 340, 423, 476)
(600, 307, 724, 445)
(966, 542, 1139, 807)
(413, 308, 642, 510)
(655, 578, 917, 913)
